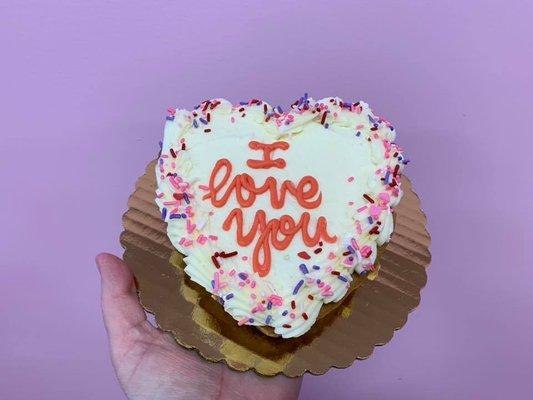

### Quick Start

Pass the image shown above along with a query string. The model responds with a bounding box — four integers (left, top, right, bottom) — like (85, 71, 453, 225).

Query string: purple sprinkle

(312, 265, 320, 270)
(239, 101, 248, 105)
(238, 272, 248, 280)
(265, 315, 272, 324)
(356, 131, 361, 137)
(276, 106, 284, 113)
(199, 117, 208, 125)
(161, 208, 167, 220)
(324, 123, 329, 129)
(368, 114, 376, 124)
(293, 279, 304, 295)
(159, 140, 163, 148)
(211, 280, 215, 288)
(347, 245, 355, 254)
(165, 116, 175, 121)
(348, 256, 354, 262)
(384, 171, 391, 183)
(299, 264, 309, 274)
(183, 193, 190, 204)
(282, 310, 288, 316)
(225, 293, 234, 300)
(180, 213, 187, 218)
(267, 301, 272, 310)
(170, 214, 181, 219)
(249, 318, 254, 323)
(368, 216, 373, 224)
(192, 119, 199, 128)
(338, 275, 348, 282)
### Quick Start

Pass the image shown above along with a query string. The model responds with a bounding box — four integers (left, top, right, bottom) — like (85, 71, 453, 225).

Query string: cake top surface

(155, 95, 407, 338)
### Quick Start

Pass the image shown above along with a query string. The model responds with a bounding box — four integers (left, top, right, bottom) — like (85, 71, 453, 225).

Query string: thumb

(95, 253, 149, 343)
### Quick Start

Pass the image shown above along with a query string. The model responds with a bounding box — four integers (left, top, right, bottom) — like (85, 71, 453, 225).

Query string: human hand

(95, 253, 302, 400)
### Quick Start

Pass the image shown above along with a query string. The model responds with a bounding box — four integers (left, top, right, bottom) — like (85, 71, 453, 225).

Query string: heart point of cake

(156, 94, 408, 338)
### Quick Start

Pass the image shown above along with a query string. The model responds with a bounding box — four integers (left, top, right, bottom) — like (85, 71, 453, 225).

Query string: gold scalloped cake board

(120, 160, 431, 377)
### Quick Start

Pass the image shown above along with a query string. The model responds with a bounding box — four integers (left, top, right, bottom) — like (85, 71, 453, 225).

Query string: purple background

(1, 1, 531, 399)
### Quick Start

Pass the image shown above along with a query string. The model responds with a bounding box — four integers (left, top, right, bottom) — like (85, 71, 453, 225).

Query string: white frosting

(155, 96, 407, 338)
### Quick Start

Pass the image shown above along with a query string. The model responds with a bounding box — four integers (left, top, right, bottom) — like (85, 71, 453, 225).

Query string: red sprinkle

(320, 111, 328, 125)
(181, 143, 186, 150)
(302, 313, 308, 320)
(331, 271, 341, 276)
(220, 250, 238, 258)
(211, 255, 221, 269)
(308, 295, 314, 300)
(291, 300, 296, 309)
(363, 194, 375, 203)
(313, 248, 322, 254)
(169, 148, 177, 158)
(283, 324, 292, 329)
(297, 251, 311, 260)
(173, 193, 183, 200)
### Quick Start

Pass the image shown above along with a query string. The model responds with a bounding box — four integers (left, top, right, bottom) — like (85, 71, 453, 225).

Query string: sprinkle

(282, 310, 288, 316)
(192, 119, 199, 128)
(181, 143, 186, 150)
(282, 324, 292, 329)
(357, 205, 368, 213)
(299, 264, 309, 274)
(312, 265, 320, 270)
(199, 117, 208, 125)
(170, 148, 177, 158)
(320, 112, 328, 125)
(161, 208, 167, 220)
(183, 193, 190, 204)
(225, 293, 234, 300)
(363, 194, 375, 203)
(302, 313, 309, 320)
(204, 128, 211, 133)
(313, 248, 322, 254)
(331, 271, 341, 276)
(220, 250, 238, 258)
(169, 214, 181, 219)
(368, 216, 373, 224)
(199, 184, 209, 191)
(291, 300, 296, 309)
(290, 313, 296, 319)
(265, 315, 272, 324)
(347, 176, 354, 182)
(267, 301, 272, 310)
(308, 294, 314, 300)
(211, 255, 221, 269)
(338, 275, 348, 282)
(237, 318, 248, 326)
(293, 279, 304, 295)
(248, 318, 254, 323)
(297, 251, 311, 260)
(238, 272, 248, 280)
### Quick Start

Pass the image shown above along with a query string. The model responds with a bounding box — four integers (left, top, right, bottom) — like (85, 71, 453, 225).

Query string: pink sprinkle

(370, 204, 382, 218)
(208, 235, 218, 241)
(199, 184, 209, 191)
(171, 162, 176, 169)
(355, 221, 363, 234)
(179, 238, 185, 245)
(231, 116, 236, 123)
(356, 124, 365, 130)
(183, 240, 193, 247)
(375, 168, 382, 175)
(360, 245, 372, 258)
(290, 313, 296, 319)
(238, 282, 245, 288)
(209, 211, 214, 216)
(357, 205, 368, 213)
(250, 293, 257, 300)
(379, 192, 390, 203)
(326, 266, 332, 272)
(229, 269, 236, 277)
(347, 176, 354, 182)
(163, 201, 179, 206)
(161, 154, 169, 159)
(242, 256, 248, 261)
(348, 201, 354, 206)
(318, 282, 325, 288)
(156, 192, 164, 198)
(250, 280, 256, 288)
(197, 235, 207, 244)
(186, 220, 196, 234)
(237, 317, 248, 326)
(328, 252, 336, 260)
(169, 176, 181, 189)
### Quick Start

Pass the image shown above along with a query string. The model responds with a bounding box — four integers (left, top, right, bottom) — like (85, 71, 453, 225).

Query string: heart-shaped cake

(155, 95, 407, 338)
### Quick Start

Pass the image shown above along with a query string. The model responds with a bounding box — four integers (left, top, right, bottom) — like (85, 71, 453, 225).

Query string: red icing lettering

(203, 142, 337, 276)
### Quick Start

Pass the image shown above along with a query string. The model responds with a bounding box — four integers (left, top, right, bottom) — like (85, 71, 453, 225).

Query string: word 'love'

(203, 141, 337, 277)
